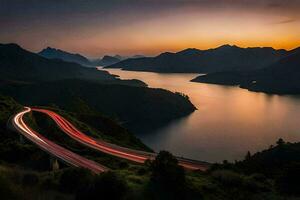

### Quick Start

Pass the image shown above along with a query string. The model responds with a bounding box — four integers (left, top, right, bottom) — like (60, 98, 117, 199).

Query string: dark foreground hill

(0, 79, 195, 133)
(209, 138, 300, 198)
(38, 47, 93, 66)
(192, 48, 300, 94)
(242, 48, 300, 94)
(106, 45, 287, 73)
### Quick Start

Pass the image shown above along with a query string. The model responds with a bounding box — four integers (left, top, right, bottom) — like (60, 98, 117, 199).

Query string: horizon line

(1, 42, 298, 59)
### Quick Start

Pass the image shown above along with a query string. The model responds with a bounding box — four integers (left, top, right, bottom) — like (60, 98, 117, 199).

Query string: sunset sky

(1, 0, 300, 57)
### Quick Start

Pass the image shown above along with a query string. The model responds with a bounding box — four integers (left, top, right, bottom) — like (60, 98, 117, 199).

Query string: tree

(276, 138, 285, 146)
(245, 151, 251, 161)
(149, 151, 186, 199)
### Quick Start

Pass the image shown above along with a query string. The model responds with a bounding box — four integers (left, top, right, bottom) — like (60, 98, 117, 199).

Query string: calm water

(102, 68, 300, 163)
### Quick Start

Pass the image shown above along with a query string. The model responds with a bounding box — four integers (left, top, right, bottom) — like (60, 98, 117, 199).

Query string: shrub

(76, 171, 128, 200)
(22, 173, 39, 186)
(119, 161, 129, 169)
(276, 162, 300, 195)
(242, 176, 267, 192)
(212, 170, 243, 187)
(137, 167, 147, 176)
(249, 173, 267, 183)
(212, 170, 271, 192)
(0, 174, 21, 200)
(59, 168, 94, 192)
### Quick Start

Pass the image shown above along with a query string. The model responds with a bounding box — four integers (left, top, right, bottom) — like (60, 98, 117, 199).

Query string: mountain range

(39, 47, 145, 67)
(0, 44, 115, 82)
(192, 47, 300, 94)
(106, 45, 287, 73)
(39, 47, 93, 66)
(5, 43, 300, 94)
(92, 55, 122, 66)
(94, 55, 146, 66)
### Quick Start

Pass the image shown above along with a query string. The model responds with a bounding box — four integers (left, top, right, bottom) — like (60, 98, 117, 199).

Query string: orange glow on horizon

(48, 9, 300, 57)
(2, 2, 300, 57)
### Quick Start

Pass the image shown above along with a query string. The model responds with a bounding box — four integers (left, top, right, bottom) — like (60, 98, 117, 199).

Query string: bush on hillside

(59, 168, 94, 192)
(275, 162, 300, 195)
(76, 171, 128, 200)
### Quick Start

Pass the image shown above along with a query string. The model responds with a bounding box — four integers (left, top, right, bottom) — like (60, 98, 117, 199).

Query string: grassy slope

(0, 94, 148, 198)
(235, 141, 300, 178)
(30, 106, 151, 151)
(0, 95, 51, 170)
(0, 95, 72, 199)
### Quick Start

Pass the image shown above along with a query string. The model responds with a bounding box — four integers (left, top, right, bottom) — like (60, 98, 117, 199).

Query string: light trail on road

(32, 108, 210, 171)
(12, 107, 108, 174)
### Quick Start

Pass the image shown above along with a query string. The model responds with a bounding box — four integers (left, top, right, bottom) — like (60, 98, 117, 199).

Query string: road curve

(32, 108, 210, 171)
(11, 107, 108, 174)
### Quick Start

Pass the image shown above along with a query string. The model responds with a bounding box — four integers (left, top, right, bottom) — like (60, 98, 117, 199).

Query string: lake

(102, 68, 300, 163)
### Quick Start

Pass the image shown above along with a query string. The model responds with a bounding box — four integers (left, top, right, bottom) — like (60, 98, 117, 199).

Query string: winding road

(12, 107, 210, 172)
(11, 107, 108, 173)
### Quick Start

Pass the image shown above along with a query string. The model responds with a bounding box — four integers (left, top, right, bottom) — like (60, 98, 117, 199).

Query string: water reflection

(102, 68, 300, 162)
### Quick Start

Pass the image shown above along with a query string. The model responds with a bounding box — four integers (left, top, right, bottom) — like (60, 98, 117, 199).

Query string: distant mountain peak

(157, 52, 175, 57)
(182, 48, 200, 51)
(114, 55, 123, 60)
(217, 44, 240, 49)
(102, 55, 117, 59)
(132, 55, 145, 58)
(0, 43, 28, 55)
(40, 47, 70, 54)
(92, 55, 121, 66)
(0, 43, 22, 49)
(177, 48, 202, 54)
(38, 47, 93, 66)
(45, 46, 54, 50)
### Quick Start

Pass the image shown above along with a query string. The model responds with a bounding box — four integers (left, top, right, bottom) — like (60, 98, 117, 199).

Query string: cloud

(274, 18, 297, 24)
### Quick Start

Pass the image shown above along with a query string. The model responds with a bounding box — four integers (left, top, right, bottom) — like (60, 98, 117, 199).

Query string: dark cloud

(2, 0, 300, 24)
(274, 18, 297, 24)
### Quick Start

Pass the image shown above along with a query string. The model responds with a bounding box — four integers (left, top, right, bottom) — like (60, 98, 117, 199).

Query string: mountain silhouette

(93, 55, 145, 66)
(39, 47, 93, 66)
(0, 43, 113, 82)
(106, 45, 287, 73)
(192, 46, 300, 94)
(93, 55, 121, 66)
(245, 47, 300, 94)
